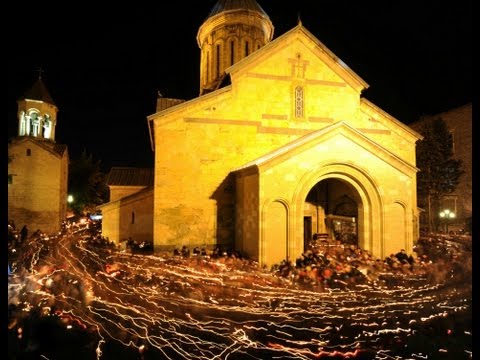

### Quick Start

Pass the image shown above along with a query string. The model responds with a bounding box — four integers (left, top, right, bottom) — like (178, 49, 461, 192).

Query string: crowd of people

(164, 233, 471, 291)
(297, 234, 470, 289)
(7, 219, 472, 360)
(8, 217, 471, 291)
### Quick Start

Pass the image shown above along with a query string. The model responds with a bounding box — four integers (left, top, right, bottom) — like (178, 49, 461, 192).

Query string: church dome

(197, 0, 274, 95)
(206, 0, 270, 19)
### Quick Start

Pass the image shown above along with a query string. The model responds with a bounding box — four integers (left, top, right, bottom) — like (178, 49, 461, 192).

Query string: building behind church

(101, 0, 423, 267)
(8, 77, 69, 235)
(98, 167, 154, 244)
(409, 102, 472, 233)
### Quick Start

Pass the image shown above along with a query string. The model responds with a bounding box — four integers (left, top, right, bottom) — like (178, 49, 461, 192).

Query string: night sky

(7, 1, 472, 172)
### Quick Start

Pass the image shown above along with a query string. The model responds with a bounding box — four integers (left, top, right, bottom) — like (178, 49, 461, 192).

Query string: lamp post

(439, 209, 455, 234)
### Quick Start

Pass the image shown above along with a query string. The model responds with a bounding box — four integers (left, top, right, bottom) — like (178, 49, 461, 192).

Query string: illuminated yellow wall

(99, 188, 153, 245)
(109, 186, 149, 203)
(234, 125, 418, 266)
(150, 25, 421, 265)
(8, 139, 68, 234)
(101, 204, 121, 243)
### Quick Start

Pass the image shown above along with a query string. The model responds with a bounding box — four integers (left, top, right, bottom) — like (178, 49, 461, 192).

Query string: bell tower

(16, 72, 58, 141)
(197, 0, 274, 95)
(9, 71, 68, 235)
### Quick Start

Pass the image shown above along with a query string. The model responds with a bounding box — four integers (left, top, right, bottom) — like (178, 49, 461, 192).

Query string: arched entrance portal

(304, 179, 361, 248)
(291, 163, 383, 260)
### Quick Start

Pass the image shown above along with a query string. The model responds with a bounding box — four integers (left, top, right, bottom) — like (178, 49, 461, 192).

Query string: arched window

(29, 111, 41, 137)
(19, 111, 26, 136)
(295, 86, 304, 118)
(26, 148, 32, 156)
(43, 114, 52, 139)
(131, 211, 135, 224)
(245, 41, 249, 56)
(230, 40, 235, 65)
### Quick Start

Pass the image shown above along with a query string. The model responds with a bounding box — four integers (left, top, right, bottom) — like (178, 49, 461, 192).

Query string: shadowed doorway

(304, 179, 360, 247)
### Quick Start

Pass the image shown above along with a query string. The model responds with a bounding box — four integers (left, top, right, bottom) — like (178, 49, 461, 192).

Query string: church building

(8, 76, 69, 234)
(103, 0, 423, 267)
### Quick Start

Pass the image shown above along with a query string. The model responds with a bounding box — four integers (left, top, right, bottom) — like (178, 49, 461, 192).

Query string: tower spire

(17, 74, 58, 140)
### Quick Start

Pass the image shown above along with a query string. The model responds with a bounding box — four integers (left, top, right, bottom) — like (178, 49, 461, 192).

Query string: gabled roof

(360, 98, 423, 141)
(8, 137, 67, 158)
(148, 22, 369, 124)
(51, 143, 68, 156)
(225, 23, 369, 93)
(106, 167, 154, 186)
(96, 186, 154, 210)
(19, 78, 56, 105)
(233, 121, 418, 175)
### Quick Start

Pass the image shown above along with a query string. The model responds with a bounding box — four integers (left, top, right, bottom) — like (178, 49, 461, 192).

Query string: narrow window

(216, 44, 220, 78)
(245, 41, 249, 56)
(26, 149, 32, 156)
(450, 131, 455, 153)
(8, 175, 13, 185)
(131, 211, 135, 224)
(230, 41, 234, 65)
(295, 86, 304, 118)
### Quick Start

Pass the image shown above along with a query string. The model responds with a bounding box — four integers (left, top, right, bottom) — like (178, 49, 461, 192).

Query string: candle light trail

(8, 221, 472, 359)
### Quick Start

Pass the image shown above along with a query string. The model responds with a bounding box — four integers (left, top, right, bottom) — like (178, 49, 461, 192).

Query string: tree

(68, 150, 109, 214)
(416, 117, 464, 232)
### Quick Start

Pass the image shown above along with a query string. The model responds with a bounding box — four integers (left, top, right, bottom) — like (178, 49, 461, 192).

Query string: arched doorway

(292, 163, 383, 260)
(303, 179, 361, 248)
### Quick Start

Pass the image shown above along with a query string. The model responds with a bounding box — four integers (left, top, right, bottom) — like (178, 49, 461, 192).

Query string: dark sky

(8, 1, 472, 172)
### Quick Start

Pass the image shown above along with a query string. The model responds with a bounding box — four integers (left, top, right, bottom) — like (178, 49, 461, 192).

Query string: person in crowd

(395, 249, 414, 265)
(181, 246, 190, 257)
(20, 225, 28, 243)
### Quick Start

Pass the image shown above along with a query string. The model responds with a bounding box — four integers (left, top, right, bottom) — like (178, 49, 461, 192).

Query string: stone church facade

(142, 0, 423, 267)
(8, 77, 69, 234)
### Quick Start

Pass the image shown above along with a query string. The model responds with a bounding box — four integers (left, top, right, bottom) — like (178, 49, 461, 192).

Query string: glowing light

(439, 209, 455, 218)
(7, 223, 472, 359)
(439, 209, 456, 233)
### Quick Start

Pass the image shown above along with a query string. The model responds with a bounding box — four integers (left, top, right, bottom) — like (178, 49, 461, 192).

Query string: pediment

(234, 121, 418, 176)
(226, 24, 369, 94)
(8, 137, 65, 158)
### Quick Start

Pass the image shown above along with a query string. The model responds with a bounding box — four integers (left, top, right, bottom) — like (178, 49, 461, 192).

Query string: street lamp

(67, 195, 74, 204)
(439, 209, 455, 233)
